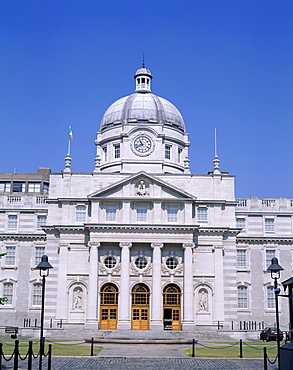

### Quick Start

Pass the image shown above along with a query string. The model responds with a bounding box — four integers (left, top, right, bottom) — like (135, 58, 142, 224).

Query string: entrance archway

(100, 283, 118, 330)
(131, 284, 150, 330)
(163, 284, 181, 330)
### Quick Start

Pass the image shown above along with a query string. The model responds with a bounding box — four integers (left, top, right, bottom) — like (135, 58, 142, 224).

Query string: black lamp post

(267, 257, 284, 370)
(36, 255, 53, 370)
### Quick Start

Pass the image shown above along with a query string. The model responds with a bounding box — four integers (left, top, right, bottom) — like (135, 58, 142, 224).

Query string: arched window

(100, 284, 118, 305)
(33, 283, 42, 306)
(237, 286, 248, 309)
(132, 284, 150, 305)
(267, 286, 275, 309)
(3, 282, 13, 305)
(163, 285, 181, 306)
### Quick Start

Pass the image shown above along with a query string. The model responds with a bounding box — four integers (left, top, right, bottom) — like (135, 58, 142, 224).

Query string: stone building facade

(0, 65, 292, 332)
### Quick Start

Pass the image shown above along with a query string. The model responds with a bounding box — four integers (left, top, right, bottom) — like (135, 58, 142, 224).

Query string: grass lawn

(0, 338, 103, 356)
(182, 341, 279, 358)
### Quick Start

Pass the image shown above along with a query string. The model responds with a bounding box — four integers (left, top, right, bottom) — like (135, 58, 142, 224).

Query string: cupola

(134, 62, 152, 93)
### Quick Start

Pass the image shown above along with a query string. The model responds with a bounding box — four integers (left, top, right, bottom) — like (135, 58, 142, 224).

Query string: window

(35, 247, 45, 266)
(134, 256, 148, 269)
(28, 183, 41, 192)
(3, 283, 13, 305)
(267, 286, 275, 309)
(104, 256, 117, 269)
(237, 286, 248, 309)
(165, 145, 171, 159)
(236, 218, 245, 229)
(197, 208, 208, 221)
(5, 246, 16, 265)
(13, 182, 25, 192)
(37, 215, 47, 228)
(114, 144, 120, 159)
(8, 215, 18, 229)
(266, 250, 276, 269)
(178, 148, 182, 162)
(76, 206, 86, 222)
(43, 183, 49, 194)
(105, 205, 117, 222)
(237, 249, 247, 268)
(32, 283, 42, 305)
(136, 205, 148, 222)
(166, 257, 179, 270)
(0, 182, 11, 192)
(167, 206, 178, 222)
(265, 219, 274, 233)
(103, 146, 107, 161)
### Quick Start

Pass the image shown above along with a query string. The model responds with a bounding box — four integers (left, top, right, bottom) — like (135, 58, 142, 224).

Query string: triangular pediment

(88, 171, 196, 200)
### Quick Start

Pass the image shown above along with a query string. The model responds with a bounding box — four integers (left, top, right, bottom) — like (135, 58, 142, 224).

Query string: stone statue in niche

(198, 289, 208, 311)
(73, 288, 83, 310)
(137, 180, 147, 196)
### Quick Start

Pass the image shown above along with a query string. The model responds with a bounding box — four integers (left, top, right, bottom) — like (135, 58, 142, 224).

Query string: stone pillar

(56, 243, 69, 320)
(214, 245, 225, 322)
(86, 242, 100, 324)
(150, 242, 163, 330)
(182, 243, 195, 330)
(117, 242, 132, 329)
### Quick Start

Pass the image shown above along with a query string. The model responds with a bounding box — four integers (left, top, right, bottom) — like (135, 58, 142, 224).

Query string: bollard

(28, 341, 33, 370)
(263, 347, 267, 370)
(239, 339, 243, 358)
(192, 338, 195, 357)
(48, 344, 52, 370)
(91, 337, 94, 356)
(14, 340, 19, 370)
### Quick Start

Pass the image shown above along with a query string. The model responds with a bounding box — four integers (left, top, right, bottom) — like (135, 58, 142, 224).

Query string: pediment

(88, 171, 196, 200)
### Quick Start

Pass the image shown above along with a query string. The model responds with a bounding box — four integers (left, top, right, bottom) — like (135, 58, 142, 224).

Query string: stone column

(182, 243, 195, 330)
(117, 242, 132, 329)
(150, 242, 163, 330)
(56, 243, 69, 320)
(214, 245, 225, 322)
(86, 242, 100, 324)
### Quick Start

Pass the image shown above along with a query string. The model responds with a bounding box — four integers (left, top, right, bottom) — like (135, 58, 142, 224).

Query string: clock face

(132, 134, 154, 156)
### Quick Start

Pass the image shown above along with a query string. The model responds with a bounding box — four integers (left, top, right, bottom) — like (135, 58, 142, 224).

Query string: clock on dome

(131, 133, 154, 156)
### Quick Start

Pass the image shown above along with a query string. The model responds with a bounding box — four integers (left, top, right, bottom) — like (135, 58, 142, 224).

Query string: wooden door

(131, 307, 149, 330)
(100, 306, 118, 330)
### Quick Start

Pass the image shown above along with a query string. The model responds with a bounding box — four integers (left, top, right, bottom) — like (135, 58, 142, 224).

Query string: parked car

(260, 327, 284, 342)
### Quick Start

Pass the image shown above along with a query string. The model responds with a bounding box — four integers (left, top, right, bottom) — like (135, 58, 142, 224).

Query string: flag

(68, 126, 74, 141)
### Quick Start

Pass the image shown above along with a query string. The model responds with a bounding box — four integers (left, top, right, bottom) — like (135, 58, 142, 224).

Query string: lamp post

(267, 257, 283, 370)
(36, 255, 53, 370)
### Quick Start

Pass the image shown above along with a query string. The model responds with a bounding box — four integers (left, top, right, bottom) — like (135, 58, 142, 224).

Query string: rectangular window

(0, 182, 11, 192)
(5, 246, 16, 265)
(265, 219, 274, 232)
(236, 218, 245, 230)
(237, 249, 247, 268)
(237, 286, 247, 309)
(35, 246, 45, 266)
(3, 283, 13, 305)
(165, 145, 171, 159)
(103, 147, 107, 161)
(13, 182, 25, 192)
(8, 215, 18, 229)
(76, 206, 86, 222)
(266, 250, 276, 269)
(136, 205, 148, 222)
(267, 286, 275, 309)
(167, 207, 178, 222)
(43, 183, 49, 194)
(37, 215, 47, 228)
(197, 208, 208, 221)
(28, 183, 41, 192)
(114, 144, 120, 159)
(178, 148, 182, 162)
(33, 284, 42, 305)
(106, 205, 117, 222)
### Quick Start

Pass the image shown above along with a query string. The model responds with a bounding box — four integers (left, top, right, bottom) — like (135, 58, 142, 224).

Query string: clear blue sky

(1, 0, 292, 198)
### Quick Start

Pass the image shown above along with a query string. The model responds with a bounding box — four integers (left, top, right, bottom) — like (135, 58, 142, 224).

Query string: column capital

(59, 243, 69, 249)
(88, 242, 100, 248)
(119, 242, 132, 248)
(213, 244, 224, 250)
(151, 243, 163, 249)
(182, 243, 194, 249)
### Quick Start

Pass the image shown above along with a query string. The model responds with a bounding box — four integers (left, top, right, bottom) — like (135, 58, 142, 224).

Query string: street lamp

(267, 257, 283, 369)
(36, 255, 53, 370)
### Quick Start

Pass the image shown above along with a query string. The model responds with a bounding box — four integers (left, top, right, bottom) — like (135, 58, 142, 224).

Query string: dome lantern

(134, 64, 152, 93)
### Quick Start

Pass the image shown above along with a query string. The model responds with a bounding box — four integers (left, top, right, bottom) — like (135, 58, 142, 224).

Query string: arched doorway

(100, 283, 118, 330)
(131, 284, 150, 330)
(163, 284, 181, 330)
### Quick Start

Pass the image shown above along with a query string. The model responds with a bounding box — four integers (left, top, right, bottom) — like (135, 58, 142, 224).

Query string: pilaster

(182, 242, 195, 330)
(86, 242, 100, 326)
(150, 242, 164, 330)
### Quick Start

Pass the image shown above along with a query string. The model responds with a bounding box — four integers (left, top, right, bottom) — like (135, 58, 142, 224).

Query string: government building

(1, 65, 292, 334)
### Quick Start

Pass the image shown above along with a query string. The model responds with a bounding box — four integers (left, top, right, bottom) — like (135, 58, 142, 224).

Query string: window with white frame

(35, 246, 45, 266)
(236, 218, 245, 229)
(197, 208, 208, 222)
(167, 206, 178, 222)
(237, 249, 247, 268)
(42, 183, 49, 194)
(8, 215, 18, 229)
(266, 250, 276, 269)
(267, 286, 275, 309)
(13, 182, 25, 192)
(28, 183, 41, 192)
(37, 215, 47, 228)
(165, 145, 171, 159)
(0, 182, 11, 192)
(5, 246, 16, 266)
(114, 144, 120, 159)
(136, 205, 148, 222)
(3, 282, 13, 304)
(32, 283, 42, 305)
(265, 218, 274, 232)
(237, 286, 248, 309)
(105, 205, 117, 222)
(76, 206, 86, 223)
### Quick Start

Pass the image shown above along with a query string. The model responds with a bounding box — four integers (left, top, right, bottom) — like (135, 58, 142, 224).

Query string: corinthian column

(182, 243, 195, 330)
(117, 242, 132, 329)
(86, 242, 100, 324)
(150, 242, 163, 331)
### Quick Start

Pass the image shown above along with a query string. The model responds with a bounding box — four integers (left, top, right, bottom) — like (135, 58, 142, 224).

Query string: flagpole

(68, 138, 71, 156)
